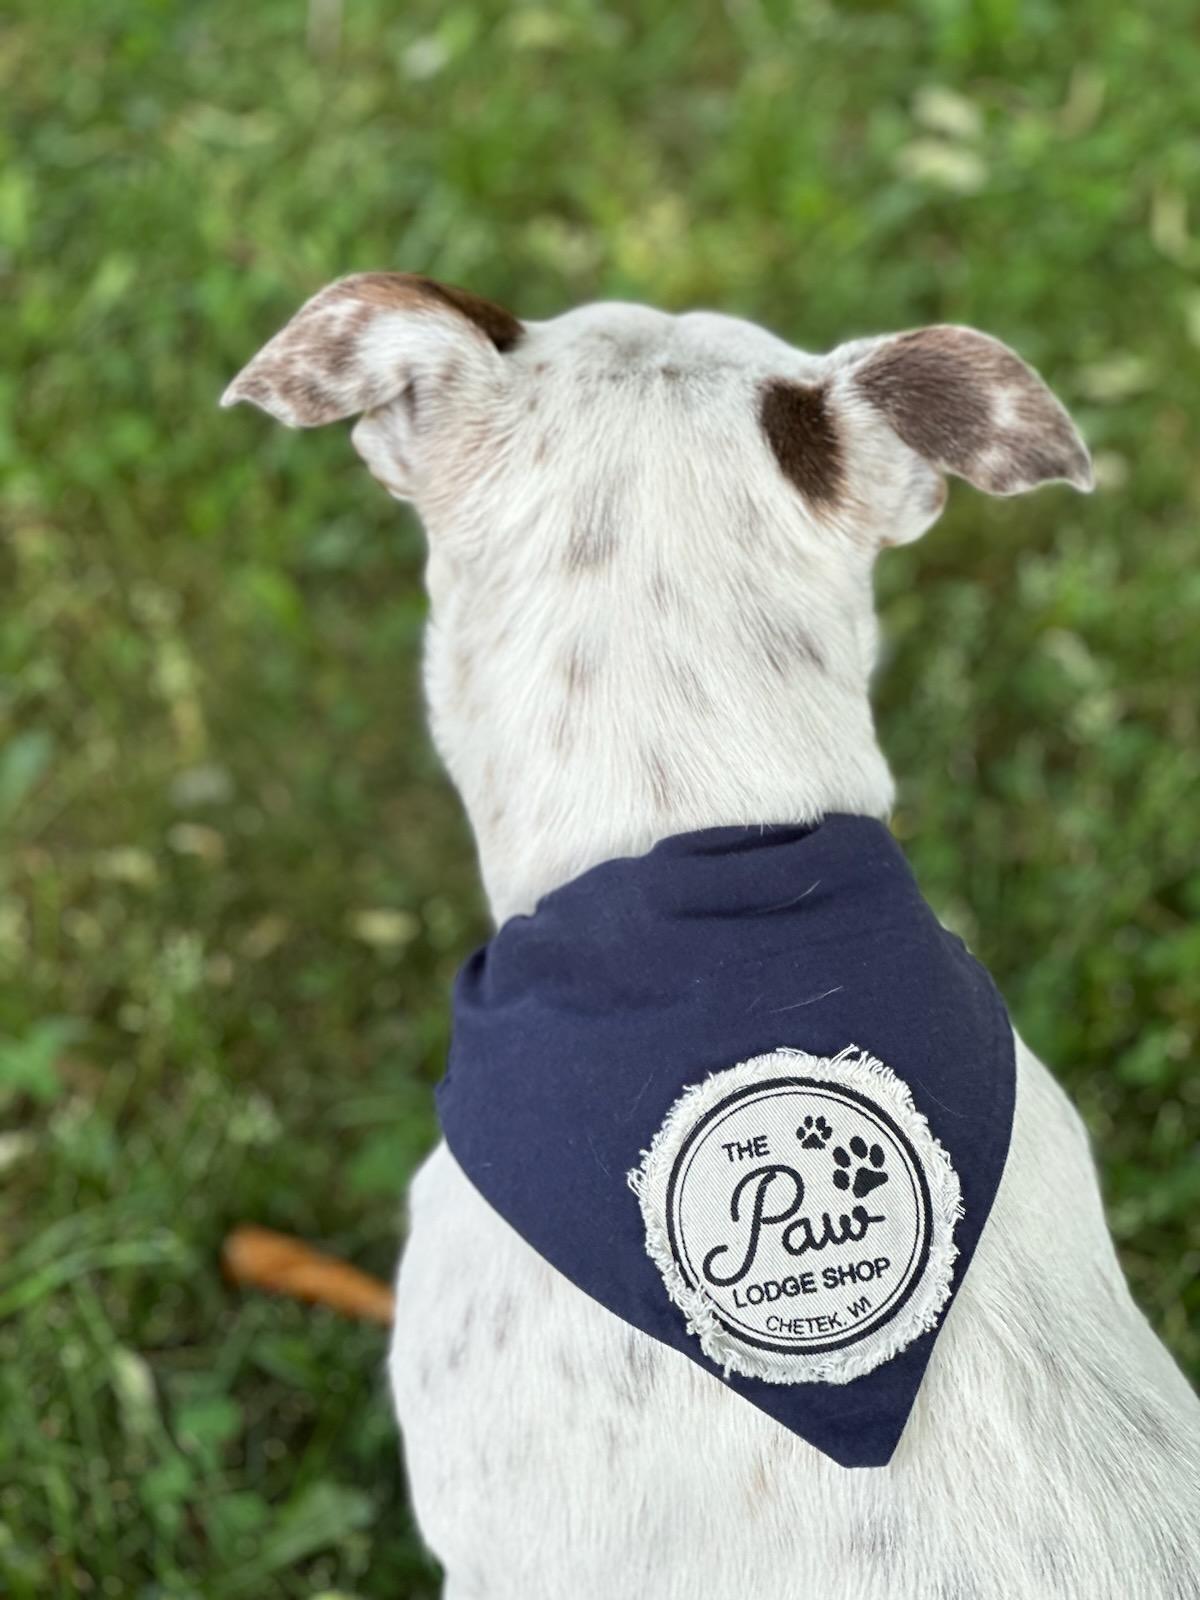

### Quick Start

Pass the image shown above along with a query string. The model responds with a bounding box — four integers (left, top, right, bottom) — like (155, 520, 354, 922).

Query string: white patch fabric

(630, 1046, 962, 1385)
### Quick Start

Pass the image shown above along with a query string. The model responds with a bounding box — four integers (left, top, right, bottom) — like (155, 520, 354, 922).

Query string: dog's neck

(419, 454, 897, 926)
(436, 627, 895, 924)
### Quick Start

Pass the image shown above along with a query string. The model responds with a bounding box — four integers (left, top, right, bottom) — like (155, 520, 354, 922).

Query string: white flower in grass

(895, 139, 987, 195)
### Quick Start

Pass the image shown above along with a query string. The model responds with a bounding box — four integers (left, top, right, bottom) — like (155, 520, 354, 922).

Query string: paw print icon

(797, 1114, 833, 1150)
(832, 1136, 889, 1198)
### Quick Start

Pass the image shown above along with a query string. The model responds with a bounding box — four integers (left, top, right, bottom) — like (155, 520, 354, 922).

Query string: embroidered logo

(629, 1047, 963, 1385)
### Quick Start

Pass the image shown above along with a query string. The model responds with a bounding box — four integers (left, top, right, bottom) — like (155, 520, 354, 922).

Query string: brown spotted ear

(220, 272, 522, 428)
(845, 325, 1092, 497)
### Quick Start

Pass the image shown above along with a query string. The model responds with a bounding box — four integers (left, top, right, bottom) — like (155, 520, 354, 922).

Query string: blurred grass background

(2, 0, 1198, 1594)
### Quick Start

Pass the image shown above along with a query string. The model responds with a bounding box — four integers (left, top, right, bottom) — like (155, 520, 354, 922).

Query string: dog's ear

(222, 273, 523, 499)
(762, 328, 1091, 550)
(844, 323, 1090, 488)
(221, 272, 522, 428)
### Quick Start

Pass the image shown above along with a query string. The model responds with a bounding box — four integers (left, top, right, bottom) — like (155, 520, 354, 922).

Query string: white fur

(227, 288, 1200, 1596)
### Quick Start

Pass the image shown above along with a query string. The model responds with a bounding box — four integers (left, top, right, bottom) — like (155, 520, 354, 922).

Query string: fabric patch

(630, 1046, 962, 1385)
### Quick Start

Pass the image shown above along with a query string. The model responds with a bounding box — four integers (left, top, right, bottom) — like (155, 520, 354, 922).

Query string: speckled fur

(225, 279, 1199, 1599)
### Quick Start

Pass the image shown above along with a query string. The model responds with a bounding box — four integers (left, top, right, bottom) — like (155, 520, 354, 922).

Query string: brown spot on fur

(759, 379, 844, 508)
(443, 1302, 476, 1373)
(613, 1331, 659, 1406)
(857, 1511, 904, 1565)
(747, 605, 826, 676)
(234, 373, 274, 405)
(555, 1348, 583, 1387)
(562, 642, 596, 696)
(745, 1454, 771, 1510)
(565, 483, 620, 571)
(278, 372, 341, 423)
(322, 327, 360, 377)
(644, 750, 675, 811)
(493, 1291, 516, 1351)
(343, 301, 376, 336)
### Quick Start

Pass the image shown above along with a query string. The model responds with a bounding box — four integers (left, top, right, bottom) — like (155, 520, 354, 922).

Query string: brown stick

(222, 1225, 395, 1325)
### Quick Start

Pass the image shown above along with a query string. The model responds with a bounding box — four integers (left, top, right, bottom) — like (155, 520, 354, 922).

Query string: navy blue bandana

(437, 816, 1015, 1468)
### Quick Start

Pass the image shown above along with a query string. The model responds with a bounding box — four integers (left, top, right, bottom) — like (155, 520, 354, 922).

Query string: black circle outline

(671, 1086, 922, 1345)
(664, 1075, 935, 1356)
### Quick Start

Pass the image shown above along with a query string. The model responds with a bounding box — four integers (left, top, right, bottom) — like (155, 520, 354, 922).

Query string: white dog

(225, 275, 1200, 1599)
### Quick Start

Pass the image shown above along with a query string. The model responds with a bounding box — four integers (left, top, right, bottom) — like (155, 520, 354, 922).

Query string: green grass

(2, 0, 1198, 1593)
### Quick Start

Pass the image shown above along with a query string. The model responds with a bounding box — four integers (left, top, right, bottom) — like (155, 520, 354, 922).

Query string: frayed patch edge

(627, 1045, 964, 1387)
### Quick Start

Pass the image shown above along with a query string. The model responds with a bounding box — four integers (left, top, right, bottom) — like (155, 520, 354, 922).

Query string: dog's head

(224, 275, 1091, 911)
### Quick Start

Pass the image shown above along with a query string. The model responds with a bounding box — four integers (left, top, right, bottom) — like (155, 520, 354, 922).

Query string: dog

(224, 275, 1200, 1599)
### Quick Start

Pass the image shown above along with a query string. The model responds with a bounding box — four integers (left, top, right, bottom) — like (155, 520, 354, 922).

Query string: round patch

(629, 1047, 962, 1385)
